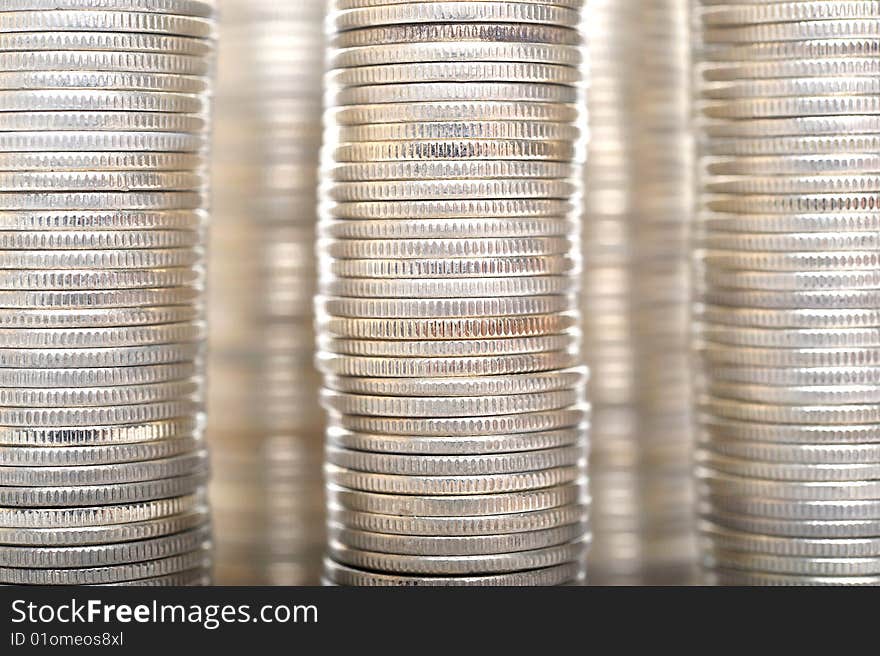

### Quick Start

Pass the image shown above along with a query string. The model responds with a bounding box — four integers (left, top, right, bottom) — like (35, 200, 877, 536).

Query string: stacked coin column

(209, 0, 325, 585)
(695, 1, 880, 584)
(584, 0, 696, 584)
(0, 1, 215, 586)
(320, 0, 590, 586)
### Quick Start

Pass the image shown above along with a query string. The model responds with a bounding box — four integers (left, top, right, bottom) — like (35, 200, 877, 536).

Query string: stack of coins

(209, 0, 325, 585)
(0, 0, 215, 586)
(320, 0, 590, 586)
(584, 0, 696, 584)
(695, 0, 880, 585)
(581, 0, 642, 583)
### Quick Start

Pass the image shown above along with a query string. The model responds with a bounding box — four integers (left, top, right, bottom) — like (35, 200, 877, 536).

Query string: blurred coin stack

(695, 0, 880, 585)
(0, 0, 215, 586)
(209, 0, 325, 585)
(584, 0, 696, 584)
(320, 0, 590, 586)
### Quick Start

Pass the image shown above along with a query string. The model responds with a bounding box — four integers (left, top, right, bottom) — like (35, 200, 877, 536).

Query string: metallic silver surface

(320, 0, 589, 586)
(695, 0, 880, 586)
(0, 0, 215, 586)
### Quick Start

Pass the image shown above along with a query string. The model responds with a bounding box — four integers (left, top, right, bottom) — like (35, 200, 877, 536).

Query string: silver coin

(707, 380, 880, 405)
(704, 440, 880, 467)
(0, 31, 212, 56)
(332, 101, 579, 125)
(0, 306, 202, 329)
(0, 11, 214, 39)
(326, 178, 576, 202)
(331, 405, 587, 437)
(0, 322, 202, 348)
(702, 395, 880, 425)
(318, 295, 573, 319)
(333, 82, 578, 106)
(0, 548, 211, 584)
(330, 41, 582, 68)
(321, 388, 582, 419)
(103, 567, 211, 586)
(0, 471, 207, 506)
(0, 524, 210, 568)
(328, 198, 572, 219)
(0, 171, 203, 192)
(701, 250, 880, 272)
(702, 77, 880, 102)
(327, 425, 587, 456)
(325, 463, 582, 495)
(328, 62, 580, 87)
(704, 134, 880, 157)
(698, 467, 880, 501)
(0, 229, 200, 249)
(702, 57, 880, 82)
(331, 0, 584, 9)
(0, 450, 206, 487)
(328, 538, 587, 575)
(699, 325, 880, 349)
(699, 305, 880, 329)
(0, 267, 202, 291)
(704, 547, 880, 577)
(0, 110, 206, 132)
(703, 18, 880, 45)
(708, 567, 880, 586)
(328, 504, 587, 536)
(0, 130, 204, 153)
(0, 191, 203, 211)
(0, 493, 202, 528)
(331, 3, 582, 31)
(700, 288, 880, 311)
(0, 416, 202, 446)
(708, 365, 880, 387)
(704, 494, 880, 522)
(329, 521, 588, 556)
(330, 22, 581, 49)
(702, 116, 880, 139)
(322, 368, 586, 397)
(327, 481, 587, 517)
(323, 558, 581, 586)
(316, 349, 578, 378)
(700, 415, 880, 445)
(700, 96, 880, 121)
(327, 161, 575, 183)
(0, 0, 214, 17)
(320, 334, 577, 358)
(0, 209, 205, 230)
(0, 508, 208, 546)
(705, 507, 880, 539)
(0, 89, 204, 113)
(702, 268, 880, 291)
(0, 379, 200, 408)
(702, 231, 880, 253)
(321, 313, 577, 341)
(321, 277, 574, 300)
(0, 248, 203, 270)
(326, 443, 586, 476)
(0, 436, 201, 466)
(0, 151, 205, 172)
(702, 2, 878, 27)
(0, 70, 209, 94)
(332, 139, 575, 163)
(699, 451, 880, 483)
(328, 256, 576, 279)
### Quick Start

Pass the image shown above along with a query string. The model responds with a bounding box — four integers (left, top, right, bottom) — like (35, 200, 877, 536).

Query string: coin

(320, 0, 588, 585)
